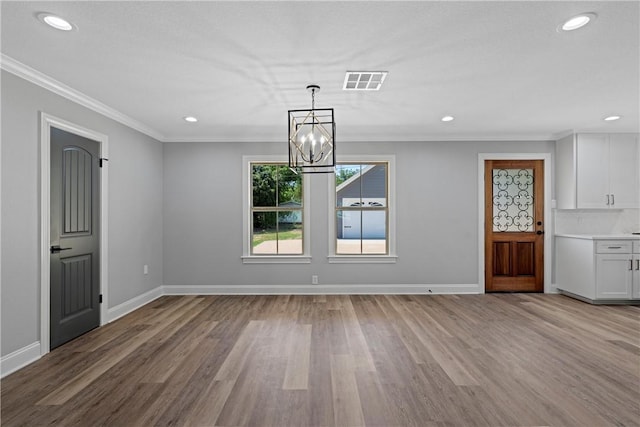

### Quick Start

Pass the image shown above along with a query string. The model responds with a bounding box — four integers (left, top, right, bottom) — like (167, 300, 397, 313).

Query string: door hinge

(99, 294, 103, 304)
(99, 158, 109, 168)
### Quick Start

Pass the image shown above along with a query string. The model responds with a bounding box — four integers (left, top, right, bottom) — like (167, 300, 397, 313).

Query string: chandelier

(288, 85, 335, 174)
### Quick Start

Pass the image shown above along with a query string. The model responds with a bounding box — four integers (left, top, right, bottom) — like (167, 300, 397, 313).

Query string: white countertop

(555, 233, 640, 240)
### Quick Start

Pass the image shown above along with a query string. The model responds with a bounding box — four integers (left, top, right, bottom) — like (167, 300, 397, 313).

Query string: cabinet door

(609, 134, 639, 208)
(633, 255, 640, 299)
(596, 254, 633, 299)
(577, 134, 609, 208)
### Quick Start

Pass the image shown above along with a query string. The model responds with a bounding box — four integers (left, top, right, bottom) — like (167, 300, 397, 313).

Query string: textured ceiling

(1, 1, 638, 142)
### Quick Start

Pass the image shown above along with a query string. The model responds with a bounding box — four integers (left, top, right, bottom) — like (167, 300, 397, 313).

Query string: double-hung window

(252, 163, 303, 254)
(242, 157, 310, 263)
(330, 156, 396, 262)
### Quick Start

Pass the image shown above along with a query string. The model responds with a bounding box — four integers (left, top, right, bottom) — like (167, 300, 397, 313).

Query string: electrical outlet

(143, 265, 149, 275)
(312, 275, 319, 285)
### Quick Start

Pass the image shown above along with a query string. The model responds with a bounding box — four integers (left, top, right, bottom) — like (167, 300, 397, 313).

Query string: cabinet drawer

(634, 241, 640, 254)
(596, 241, 632, 254)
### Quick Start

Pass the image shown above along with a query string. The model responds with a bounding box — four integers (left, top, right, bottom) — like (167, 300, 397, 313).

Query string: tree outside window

(251, 164, 303, 254)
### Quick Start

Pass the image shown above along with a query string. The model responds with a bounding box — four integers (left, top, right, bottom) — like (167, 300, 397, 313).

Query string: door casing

(40, 113, 109, 355)
(477, 153, 552, 293)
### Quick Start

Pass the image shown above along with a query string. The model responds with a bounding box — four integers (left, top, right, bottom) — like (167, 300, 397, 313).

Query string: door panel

(493, 242, 510, 276)
(51, 127, 100, 349)
(515, 242, 534, 275)
(63, 147, 93, 234)
(485, 160, 544, 292)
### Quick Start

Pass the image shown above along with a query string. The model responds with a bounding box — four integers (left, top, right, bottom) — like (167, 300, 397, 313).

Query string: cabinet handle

(606, 194, 610, 205)
(636, 259, 639, 270)
(611, 194, 615, 206)
(630, 260, 634, 271)
(607, 246, 622, 249)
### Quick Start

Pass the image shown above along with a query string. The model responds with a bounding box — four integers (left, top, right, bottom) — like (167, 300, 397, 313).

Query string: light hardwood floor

(1, 294, 639, 426)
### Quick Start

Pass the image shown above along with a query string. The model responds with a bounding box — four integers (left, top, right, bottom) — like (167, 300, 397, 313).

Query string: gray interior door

(50, 127, 100, 349)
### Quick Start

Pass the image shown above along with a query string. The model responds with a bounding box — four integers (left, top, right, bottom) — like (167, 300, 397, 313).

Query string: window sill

(242, 256, 312, 264)
(327, 255, 398, 264)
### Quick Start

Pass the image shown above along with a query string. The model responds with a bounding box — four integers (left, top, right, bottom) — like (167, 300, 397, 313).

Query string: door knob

(50, 245, 72, 254)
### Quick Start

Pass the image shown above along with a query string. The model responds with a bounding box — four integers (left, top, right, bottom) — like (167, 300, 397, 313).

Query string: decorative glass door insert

(492, 168, 534, 232)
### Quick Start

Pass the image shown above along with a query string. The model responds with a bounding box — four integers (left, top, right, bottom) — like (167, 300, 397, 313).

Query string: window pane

(252, 211, 303, 255)
(336, 164, 362, 207)
(362, 211, 387, 254)
(252, 164, 277, 207)
(492, 168, 534, 232)
(336, 210, 362, 254)
(252, 211, 277, 254)
(277, 211, 302, 254)
(277, 166, 302, 207)
(361, 164, 387, 207)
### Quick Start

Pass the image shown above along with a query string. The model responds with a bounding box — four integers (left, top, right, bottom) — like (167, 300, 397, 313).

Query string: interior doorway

(40, 113, 109, 354)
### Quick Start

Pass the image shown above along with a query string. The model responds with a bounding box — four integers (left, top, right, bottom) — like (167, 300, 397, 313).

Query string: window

(251, 163, 303, 254)
(330, 157, 396, 262)
(242, 157, 310, 263)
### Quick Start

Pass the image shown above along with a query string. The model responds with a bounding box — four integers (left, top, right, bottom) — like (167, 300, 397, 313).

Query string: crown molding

(162, 133, 558, 144)
(0, 53, 165, 142)
(551, 129, 576, 140)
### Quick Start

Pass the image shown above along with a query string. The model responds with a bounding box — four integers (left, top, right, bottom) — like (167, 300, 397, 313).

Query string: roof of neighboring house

(336, 164, 377, 193)
(279, 201, 302, 207)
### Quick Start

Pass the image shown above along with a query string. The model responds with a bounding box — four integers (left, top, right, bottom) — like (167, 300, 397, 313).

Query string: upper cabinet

(556, 133, 639, 209)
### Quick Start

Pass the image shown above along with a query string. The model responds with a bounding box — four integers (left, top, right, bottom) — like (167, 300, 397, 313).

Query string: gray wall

(1, 71, 163, 356)
(163, 139, 555, 288)
(0, 68, 556, 358)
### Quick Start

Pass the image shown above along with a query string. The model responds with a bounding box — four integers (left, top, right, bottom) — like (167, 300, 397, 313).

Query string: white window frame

(328, 155, 397, 264)
(242, 155, 311, 264)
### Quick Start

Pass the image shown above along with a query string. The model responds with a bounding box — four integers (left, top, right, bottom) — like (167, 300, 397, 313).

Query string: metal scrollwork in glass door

(492, 169, 534, 232)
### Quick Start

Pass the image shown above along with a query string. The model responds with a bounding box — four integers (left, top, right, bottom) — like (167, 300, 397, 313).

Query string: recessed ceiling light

(559, 13, 597, 31)
(603, 115, 621, 121)
(37, 13, 75, 31)
(183, 116, 198, 123)
(441, 115, 454, 122)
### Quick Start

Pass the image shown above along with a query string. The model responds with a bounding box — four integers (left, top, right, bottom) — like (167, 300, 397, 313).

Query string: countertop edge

(555, 234, 640, 240)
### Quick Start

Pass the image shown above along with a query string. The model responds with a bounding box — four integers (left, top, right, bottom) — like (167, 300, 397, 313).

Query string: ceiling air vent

(343, 71, 388, 91)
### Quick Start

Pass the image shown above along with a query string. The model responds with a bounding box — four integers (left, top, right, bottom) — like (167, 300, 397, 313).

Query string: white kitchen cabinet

(634, 242, 640, 299)
(556, 236, 640, 303)
(555, 133, 639, 209)
(595, 254, 633, 299)
(608, 134, 640, 208)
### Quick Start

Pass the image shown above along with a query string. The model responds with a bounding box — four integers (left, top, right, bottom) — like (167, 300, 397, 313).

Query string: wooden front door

(50, 127, 101, 349)
(485, 160, 544, 292)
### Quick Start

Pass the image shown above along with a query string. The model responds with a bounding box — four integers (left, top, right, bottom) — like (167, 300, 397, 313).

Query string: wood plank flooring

(1, 294, 639, 426)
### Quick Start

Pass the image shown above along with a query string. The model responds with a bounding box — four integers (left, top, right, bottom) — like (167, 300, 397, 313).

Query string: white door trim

(40, 113, 109, 355)
(477, 153, 553, 293)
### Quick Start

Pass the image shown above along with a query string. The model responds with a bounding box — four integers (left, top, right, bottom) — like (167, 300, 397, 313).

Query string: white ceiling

(1, 1, 638, 142)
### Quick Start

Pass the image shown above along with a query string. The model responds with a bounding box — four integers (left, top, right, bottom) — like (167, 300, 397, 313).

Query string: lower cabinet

(556, 236, 640, 303)
(634, 242, 640, 299)
(595, 253, 633, 299)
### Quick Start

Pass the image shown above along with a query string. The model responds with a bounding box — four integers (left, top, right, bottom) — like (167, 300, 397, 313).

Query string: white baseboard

(107, 286, 163, 323)
(162, 283, 481, 295)
(1, 342, 41, 378)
